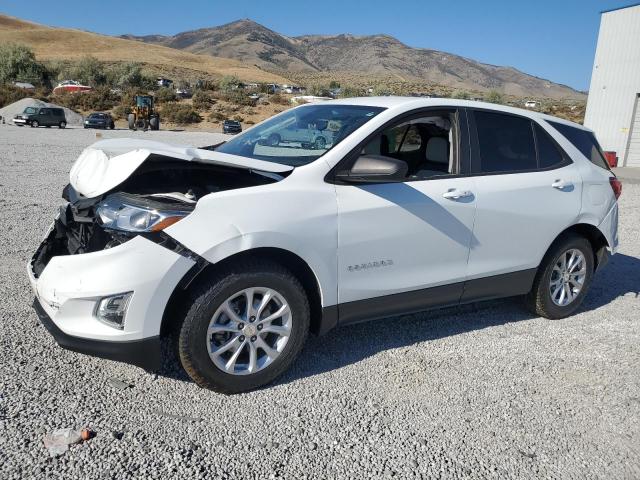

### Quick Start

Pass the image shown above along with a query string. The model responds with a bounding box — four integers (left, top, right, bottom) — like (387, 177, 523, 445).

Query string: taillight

(609, 176, 622, 200)
(604, 151, 618, 168)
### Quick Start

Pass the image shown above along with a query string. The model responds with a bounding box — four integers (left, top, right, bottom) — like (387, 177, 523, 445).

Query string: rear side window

(475, 111, 537, 173)
(548, 121, 610, 170)
(534, 124, 566, 169)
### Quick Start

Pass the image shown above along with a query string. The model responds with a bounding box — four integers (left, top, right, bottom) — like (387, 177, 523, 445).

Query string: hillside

(123, 19, 584, 100)
(0, 15, 288, 84)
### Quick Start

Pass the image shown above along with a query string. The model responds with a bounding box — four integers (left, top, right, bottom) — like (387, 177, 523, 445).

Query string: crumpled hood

(69, 138, 293, 198)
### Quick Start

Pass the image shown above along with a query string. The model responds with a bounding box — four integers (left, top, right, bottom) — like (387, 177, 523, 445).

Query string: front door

(334, 109, 477, 322)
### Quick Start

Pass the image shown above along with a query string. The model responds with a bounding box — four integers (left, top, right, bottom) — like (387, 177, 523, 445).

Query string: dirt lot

(0, 125, 638, 479)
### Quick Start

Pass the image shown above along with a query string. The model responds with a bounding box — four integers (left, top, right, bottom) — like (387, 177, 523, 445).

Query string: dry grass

(0, 15, 288, 84)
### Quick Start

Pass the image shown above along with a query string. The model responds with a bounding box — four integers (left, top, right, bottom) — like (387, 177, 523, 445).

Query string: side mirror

(335, 155, 408, 183)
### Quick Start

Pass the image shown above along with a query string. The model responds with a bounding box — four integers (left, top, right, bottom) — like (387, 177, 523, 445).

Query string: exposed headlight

(85, 120, 89, 124)
(96, 194, 191, 233)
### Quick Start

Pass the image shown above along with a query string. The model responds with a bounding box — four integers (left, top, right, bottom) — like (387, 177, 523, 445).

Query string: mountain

(122, 19, 584, 99)
(0, 15, 288, 84)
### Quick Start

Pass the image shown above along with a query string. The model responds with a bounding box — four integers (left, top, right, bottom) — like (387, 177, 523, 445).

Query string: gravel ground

(0, 124, 639, 479)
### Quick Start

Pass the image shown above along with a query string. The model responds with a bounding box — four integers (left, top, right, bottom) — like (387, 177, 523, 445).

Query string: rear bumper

(32, 297, 161, 371)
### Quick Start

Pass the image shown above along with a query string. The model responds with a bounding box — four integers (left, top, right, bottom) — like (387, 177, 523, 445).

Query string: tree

(484, 90, 504, 104)
(110, 62, 154, 89)
(329, 80, 340, 89)
(0, 43, 45, 85)
(71, 56, 107, 86)
(219, 75, 241, 92)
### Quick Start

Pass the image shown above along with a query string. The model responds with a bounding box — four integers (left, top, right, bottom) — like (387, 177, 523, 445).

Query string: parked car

(29, 98, 620, 394)
(13, 106, 67, 128)
(84, 112, 115, 130)
(262, 120, 332, 149)
(222, 119, 242, 134)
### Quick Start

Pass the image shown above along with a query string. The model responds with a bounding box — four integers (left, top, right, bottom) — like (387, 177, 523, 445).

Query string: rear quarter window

(547, 121, 610, 171)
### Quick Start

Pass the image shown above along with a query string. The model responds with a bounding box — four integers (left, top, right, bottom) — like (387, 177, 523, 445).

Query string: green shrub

(484, 90, 504, 104)
(111, 104, 130, 120)
(0, 84, 30, 108)
(55, 86, 118, 111)
(233, 115, 244, 122)
(219, 75, 241, 92)
(208, 110, 226, 122)
(0, 43, 46, 86)
(452, 90, 470, 100)
(192, 90, 213, 111)
(161, 103, 201, 124)
(269, 93, 289, 105)
(221, 90, 255, 106)
(155, 87, 177, 103)
(70, 56, 107, 86)
(109, 62, 155, 89)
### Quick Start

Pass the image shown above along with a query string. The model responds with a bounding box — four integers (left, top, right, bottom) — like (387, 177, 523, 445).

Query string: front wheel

(59, 121, 66, 129)
(524, 233, 594, 319)
(178, 260, 310, 394)
(31, 120, 39, 128)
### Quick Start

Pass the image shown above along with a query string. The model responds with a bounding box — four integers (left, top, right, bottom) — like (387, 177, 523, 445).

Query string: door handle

(442, 189, 474, 200)
(552, 179, 573, 190)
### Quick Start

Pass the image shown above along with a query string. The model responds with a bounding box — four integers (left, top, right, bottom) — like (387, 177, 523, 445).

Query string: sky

(0, 0, 634, 91)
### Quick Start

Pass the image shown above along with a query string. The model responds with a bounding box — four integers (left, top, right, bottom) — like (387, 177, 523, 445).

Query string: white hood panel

(69, 138, 293, 198)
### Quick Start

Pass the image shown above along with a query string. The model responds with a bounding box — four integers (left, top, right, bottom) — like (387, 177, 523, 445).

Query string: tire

(314, 136, 326, 149)
(59, 121, 66, 129)
(267, 133, 281, 147)
(178, 259, 310, 394)
(110, 122, 115, 130)
(31, 120, 39, 128)
(128, 114, 136, 130)
(524, 233, 594, 319)
(149, 116, 159, 131)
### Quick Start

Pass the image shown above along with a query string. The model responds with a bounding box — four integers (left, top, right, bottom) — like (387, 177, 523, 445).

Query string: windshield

(216, 104, 385, 166)
(24, 107, 37, 114)
(90, 113, 106, 119)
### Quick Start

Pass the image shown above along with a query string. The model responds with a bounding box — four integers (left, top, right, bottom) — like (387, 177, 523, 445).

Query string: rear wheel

(178, 260, 310, 394)
(150, 116, 159, 131)
(524, 233, 594, 319)
(109, 122, 115, 130)
(128, 114, 136, 130)
(59, 121, 66, 129)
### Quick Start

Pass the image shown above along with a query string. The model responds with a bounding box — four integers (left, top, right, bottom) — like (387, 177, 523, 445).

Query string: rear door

(464, 109, 582, 298)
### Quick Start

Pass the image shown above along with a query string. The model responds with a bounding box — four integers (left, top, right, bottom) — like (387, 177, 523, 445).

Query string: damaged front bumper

(28, 225, 195, 371)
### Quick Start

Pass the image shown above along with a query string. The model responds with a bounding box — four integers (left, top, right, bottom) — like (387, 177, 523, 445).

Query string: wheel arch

(160, 247, 331, 338)
(542, 223, 610, 272)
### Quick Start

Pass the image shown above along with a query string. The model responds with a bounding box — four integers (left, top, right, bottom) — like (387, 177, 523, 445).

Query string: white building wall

(584, 4, 640, 166)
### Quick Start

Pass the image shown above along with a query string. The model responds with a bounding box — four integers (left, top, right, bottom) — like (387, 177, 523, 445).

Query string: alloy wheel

(549, 248, 587, 307)
(206, 287, 292, 375)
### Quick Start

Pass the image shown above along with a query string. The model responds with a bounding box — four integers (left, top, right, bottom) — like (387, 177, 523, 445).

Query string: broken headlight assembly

(96, 193, 192, 233)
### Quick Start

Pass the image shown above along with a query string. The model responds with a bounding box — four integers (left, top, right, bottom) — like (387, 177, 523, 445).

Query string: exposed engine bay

(31, 154, 283, 278)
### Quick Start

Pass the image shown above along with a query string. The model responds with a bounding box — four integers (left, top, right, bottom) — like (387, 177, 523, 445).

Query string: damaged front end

(32, 157, 282, 277)
(28, 139, 291, 370)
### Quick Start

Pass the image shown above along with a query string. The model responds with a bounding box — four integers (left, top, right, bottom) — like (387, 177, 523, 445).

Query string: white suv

(29, 98, 621, 393)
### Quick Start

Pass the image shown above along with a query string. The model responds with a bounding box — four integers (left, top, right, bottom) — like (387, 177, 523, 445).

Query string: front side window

(547, 121, 609, 171)
(360, 113, 456, 180)
(475, 111, 537, 173)
(216, 104, 385, 167)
